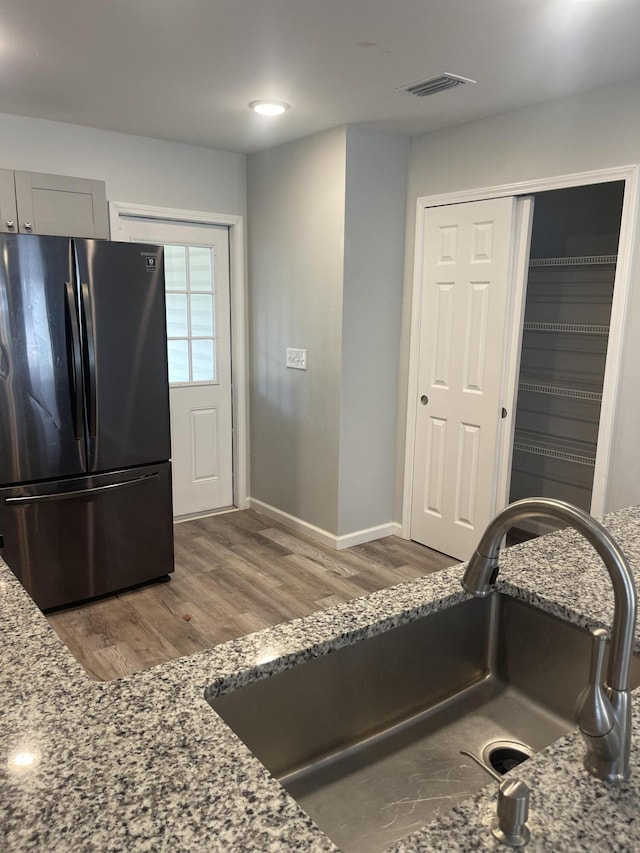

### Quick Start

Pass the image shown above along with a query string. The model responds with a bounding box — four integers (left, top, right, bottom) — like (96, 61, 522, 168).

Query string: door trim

(109, 201, 249, 510)
(494, 197, 535, 513)
(401, 164, 640, 539)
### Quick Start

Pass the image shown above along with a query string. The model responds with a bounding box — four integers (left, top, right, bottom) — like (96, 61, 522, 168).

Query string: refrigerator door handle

(64, 280, 84, 441)
(79, 279, 98, 439)
(4, 473, 159, 505)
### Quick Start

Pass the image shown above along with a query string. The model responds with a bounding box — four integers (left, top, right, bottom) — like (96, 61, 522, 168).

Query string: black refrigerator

(0, 234, 174, 610)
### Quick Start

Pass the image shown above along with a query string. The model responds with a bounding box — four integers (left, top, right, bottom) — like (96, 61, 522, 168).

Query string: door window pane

(164, 245, 187, 291)
(192, 339, 216, 382)
(164, 243, 217, 385)
(167, 340, 190, 383)
(190, 294, 214, 337)
(166, 293, 189, 337)
(189, 247, 213, 292)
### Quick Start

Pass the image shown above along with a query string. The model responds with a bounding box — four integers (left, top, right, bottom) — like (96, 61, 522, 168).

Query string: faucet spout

(461, 498, 637, 781)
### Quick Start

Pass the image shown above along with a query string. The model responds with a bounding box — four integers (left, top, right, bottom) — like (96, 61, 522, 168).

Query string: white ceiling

(1, 0, 639, 154)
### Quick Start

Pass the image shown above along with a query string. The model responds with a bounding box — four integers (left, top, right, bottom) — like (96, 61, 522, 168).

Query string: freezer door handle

(64, 280, 84, 441)
(79, 279, 98, 440)
(4, 473, 159, 505)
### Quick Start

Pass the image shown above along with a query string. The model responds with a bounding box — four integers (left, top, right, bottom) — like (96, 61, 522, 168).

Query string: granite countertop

(3, 505, 640, 851)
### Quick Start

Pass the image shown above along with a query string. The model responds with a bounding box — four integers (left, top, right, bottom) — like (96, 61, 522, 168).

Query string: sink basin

(209, 593, 640, 853)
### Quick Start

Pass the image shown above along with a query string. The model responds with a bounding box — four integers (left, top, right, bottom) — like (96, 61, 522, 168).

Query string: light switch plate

(286, 348, 307, 370)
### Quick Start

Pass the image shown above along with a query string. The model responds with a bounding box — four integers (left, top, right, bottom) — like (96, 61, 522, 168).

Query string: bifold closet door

(410, 196, 526, 561)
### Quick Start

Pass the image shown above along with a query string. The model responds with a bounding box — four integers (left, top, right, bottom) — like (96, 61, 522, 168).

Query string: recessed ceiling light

(249, 100, 290, 116)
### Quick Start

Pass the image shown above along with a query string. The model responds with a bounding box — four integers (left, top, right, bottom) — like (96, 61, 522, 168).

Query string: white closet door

(411, 197, 519, 560)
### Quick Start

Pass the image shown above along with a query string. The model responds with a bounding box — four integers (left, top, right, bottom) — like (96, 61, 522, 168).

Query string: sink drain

(482, 740, 534, 775)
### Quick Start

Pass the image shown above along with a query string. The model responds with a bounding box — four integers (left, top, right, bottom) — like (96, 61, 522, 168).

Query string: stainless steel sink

(209, 593, 640, 853)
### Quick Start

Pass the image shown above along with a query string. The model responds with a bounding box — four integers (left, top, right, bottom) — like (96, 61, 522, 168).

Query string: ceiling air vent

(400, 73, 476, 97)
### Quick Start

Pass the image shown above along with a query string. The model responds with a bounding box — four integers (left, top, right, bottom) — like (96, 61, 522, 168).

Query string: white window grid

(165, 244, 217, 385)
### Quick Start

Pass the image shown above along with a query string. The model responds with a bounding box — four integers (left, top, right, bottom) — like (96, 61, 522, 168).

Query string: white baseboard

(248, 498, 400, 551)
(336, 522, 402, 550)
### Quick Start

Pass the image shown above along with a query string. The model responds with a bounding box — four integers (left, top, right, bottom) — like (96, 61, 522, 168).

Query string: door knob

(420, 395, 429, 405)
(6, 220, 15, 230)
(24, 222, 32, 230)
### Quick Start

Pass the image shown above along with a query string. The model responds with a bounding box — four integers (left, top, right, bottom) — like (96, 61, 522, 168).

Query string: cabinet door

(14, 171, 109, 238)
(0, 169, 18, 233)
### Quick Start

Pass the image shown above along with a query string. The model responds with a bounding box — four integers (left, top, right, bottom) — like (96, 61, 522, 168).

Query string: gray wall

(0, 112, 246, 215)
(338, 127, 408, 535)
(247, 126, 408, 537)
(400, 77, 640, 516)
(248, 128, 347, 534)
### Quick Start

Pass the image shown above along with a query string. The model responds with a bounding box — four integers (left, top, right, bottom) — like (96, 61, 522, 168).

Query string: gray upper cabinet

(0, 169, 18, 233)
(0, 170, 109, 238)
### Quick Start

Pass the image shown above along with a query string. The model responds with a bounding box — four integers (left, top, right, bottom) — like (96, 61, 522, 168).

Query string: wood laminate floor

(46, 510, 458, 682)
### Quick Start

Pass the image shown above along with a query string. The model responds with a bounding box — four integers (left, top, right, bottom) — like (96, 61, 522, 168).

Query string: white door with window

(410, 196, 526, 560)
(112, 217, 233, 516)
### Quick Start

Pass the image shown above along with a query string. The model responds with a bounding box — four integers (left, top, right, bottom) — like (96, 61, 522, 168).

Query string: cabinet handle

(24, 222, 32, 230)
(6, 220, 15, 230)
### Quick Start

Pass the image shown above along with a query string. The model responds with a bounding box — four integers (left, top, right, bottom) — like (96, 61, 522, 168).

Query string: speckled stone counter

(3, 506, 640, 851)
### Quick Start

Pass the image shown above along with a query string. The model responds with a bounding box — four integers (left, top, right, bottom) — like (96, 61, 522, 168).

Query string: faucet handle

(576, 628, 620, 762)
(576, 628, 614, 735)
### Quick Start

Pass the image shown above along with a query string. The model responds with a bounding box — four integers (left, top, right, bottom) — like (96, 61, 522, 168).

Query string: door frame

(401, 164, 640, 540)
(109, 201, 249, 511)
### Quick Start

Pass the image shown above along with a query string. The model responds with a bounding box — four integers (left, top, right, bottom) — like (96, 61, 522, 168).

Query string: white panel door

(411, 197, 519, 560)
(113, 217, 233, 516)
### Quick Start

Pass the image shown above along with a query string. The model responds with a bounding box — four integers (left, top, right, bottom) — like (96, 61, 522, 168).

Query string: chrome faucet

(461, 497, 637, 782)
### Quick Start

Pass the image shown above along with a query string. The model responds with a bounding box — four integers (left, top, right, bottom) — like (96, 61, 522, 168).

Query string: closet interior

(508, 181, 625, 530)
